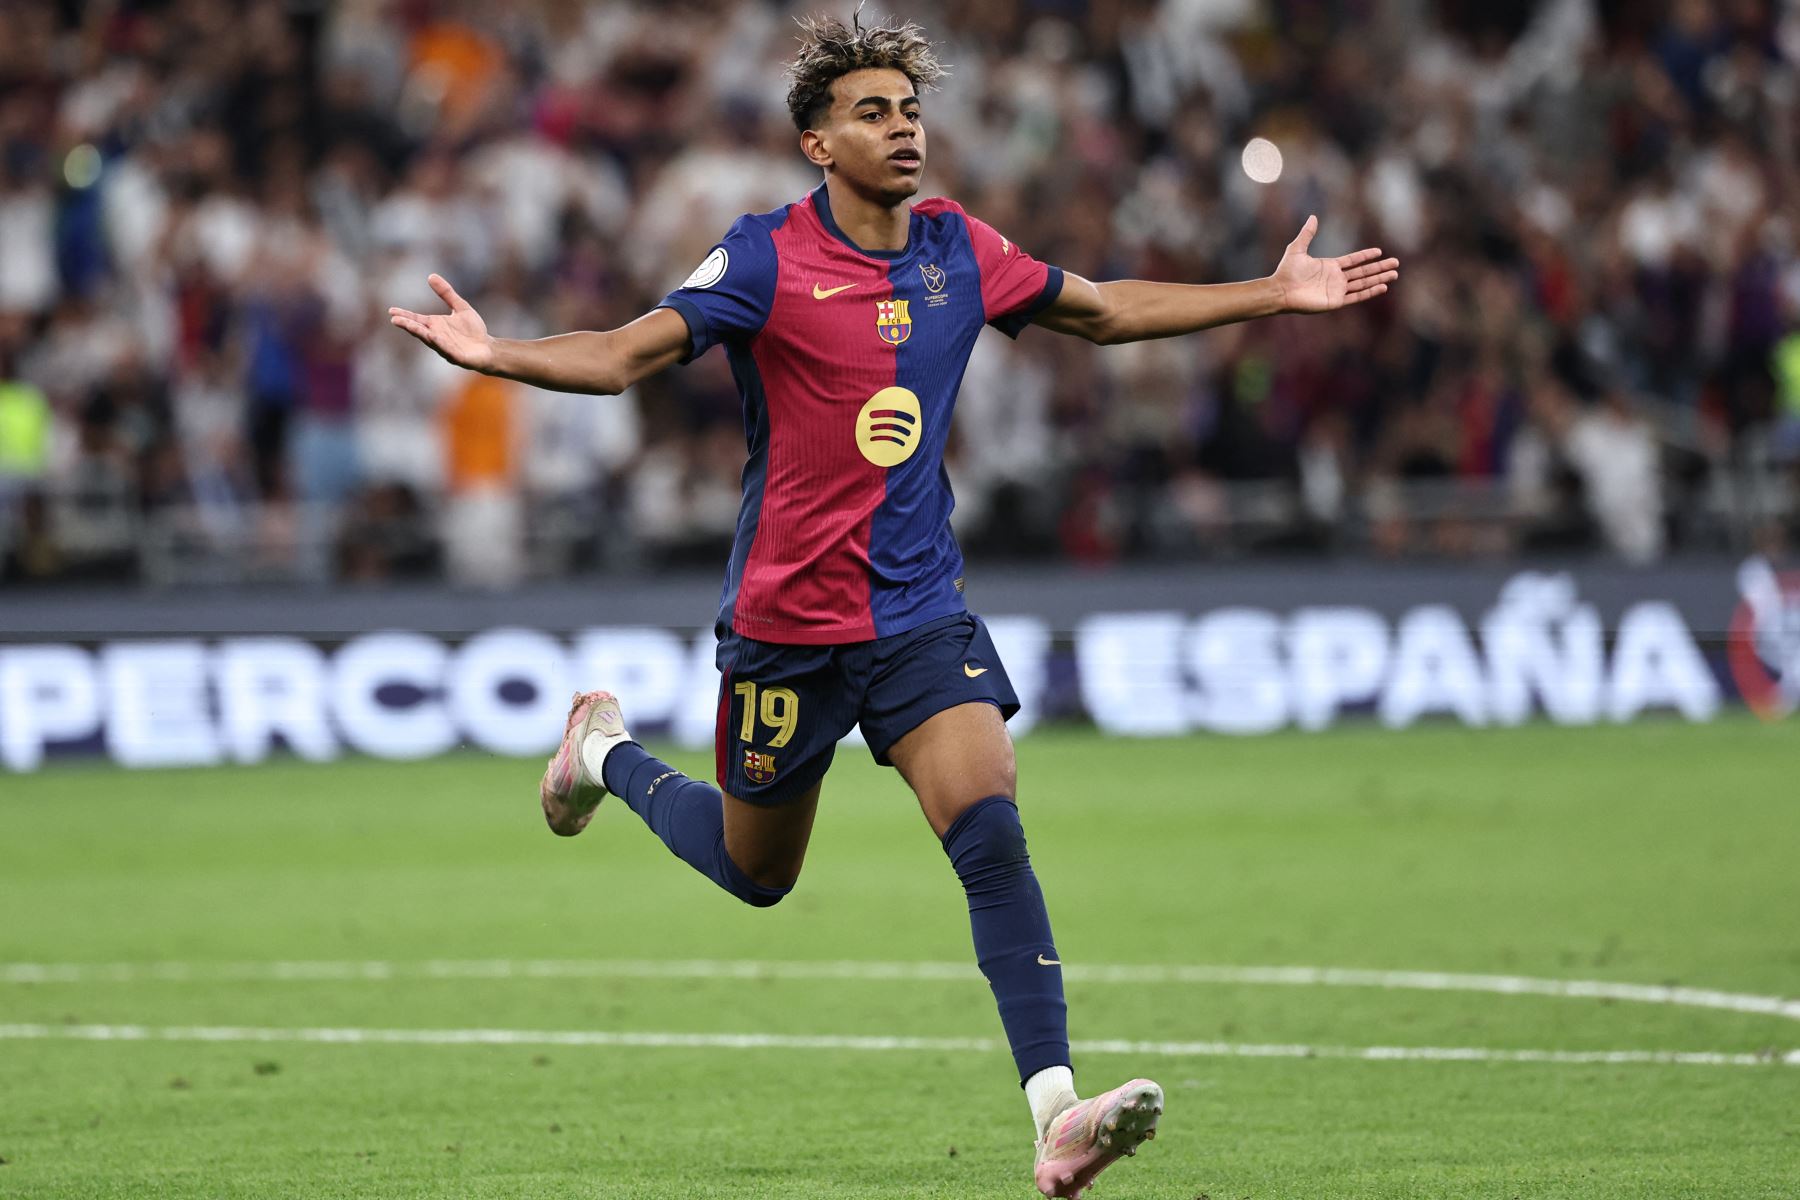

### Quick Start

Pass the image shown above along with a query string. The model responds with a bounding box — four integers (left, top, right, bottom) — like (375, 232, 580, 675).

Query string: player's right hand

(388, 274, 495, 372)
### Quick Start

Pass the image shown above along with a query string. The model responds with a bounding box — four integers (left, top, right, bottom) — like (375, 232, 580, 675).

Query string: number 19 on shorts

(734, 681, 798, 748)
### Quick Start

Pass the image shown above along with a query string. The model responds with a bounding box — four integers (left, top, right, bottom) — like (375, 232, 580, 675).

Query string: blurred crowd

(2, 0, 1799, 589)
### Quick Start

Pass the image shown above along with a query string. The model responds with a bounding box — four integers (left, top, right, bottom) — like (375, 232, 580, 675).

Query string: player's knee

(993, 759, 1018, 801)
(941, 795, 1030, 886)
(957, 717, 1017, 802)
(958, 753, 1016, 806)
(917, 756, 1015, 838)
(735, 859, 797, 908)
(730, 866, 793, 907)
(738, 882, 790, 909)
(718, 843, 797, 908)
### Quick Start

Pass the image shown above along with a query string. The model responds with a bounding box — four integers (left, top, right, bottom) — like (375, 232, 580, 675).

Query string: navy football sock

(601, 742, 789, 908)
(941, 795, 1071, 1085)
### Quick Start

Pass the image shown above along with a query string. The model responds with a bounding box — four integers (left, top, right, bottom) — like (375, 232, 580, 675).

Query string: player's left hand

(1272, 216, 1399, 314)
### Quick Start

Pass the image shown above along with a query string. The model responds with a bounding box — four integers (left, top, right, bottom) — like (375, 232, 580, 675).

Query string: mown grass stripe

(1, 1021, 1793, 1068)
(4, 958, 1796, 1022)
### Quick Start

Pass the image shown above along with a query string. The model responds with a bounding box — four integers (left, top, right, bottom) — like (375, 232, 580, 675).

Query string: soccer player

(389, 15, 1398, 1197)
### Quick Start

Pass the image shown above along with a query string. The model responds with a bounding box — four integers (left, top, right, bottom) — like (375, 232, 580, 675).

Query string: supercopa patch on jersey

(743, 749, 777, 784)
(681, 246, 729, 290)
(875, 299, 912, 345)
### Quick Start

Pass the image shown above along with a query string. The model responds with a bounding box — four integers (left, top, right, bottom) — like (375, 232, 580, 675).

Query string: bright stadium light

(1241, 136, 1283, 184)
(62, 143, 102, 189)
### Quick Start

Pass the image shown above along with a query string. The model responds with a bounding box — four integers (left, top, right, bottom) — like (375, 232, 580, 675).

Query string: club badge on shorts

(743, 748, 777, 784)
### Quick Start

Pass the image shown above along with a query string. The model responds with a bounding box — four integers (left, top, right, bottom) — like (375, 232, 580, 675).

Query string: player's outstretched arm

(388, 274, 690, 396)
(1034, 216, 1398, 345)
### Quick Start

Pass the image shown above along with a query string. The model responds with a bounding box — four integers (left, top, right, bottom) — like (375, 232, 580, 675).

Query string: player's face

(817, 67, 926, 203)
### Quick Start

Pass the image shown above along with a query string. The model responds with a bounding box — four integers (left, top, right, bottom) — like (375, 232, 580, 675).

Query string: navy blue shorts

(713, 612, 1020, 806)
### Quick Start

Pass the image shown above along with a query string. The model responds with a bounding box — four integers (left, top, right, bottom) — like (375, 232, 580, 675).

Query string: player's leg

(888, 699, 1016, 838)
(867, 616, 1161, 1198)
(539, 689, 810, 906)
(885, 701, 1073, 1102)
(867, 620, 1069, 1095)
(539, 633, 850, 905)
(607, 734, 821, 905)
(721, 783, 821, 890)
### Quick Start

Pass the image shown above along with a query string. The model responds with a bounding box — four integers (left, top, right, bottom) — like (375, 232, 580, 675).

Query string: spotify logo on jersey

(856, 387, 922, 467)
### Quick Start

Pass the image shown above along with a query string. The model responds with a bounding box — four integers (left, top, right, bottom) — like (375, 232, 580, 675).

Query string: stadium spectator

(441, 371, 523, 588)
(0, 345, 50, 488)
(1, 0, 1795, 586)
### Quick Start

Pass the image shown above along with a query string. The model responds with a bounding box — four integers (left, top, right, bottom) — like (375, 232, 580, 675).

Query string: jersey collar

(810, 182, 916, 261)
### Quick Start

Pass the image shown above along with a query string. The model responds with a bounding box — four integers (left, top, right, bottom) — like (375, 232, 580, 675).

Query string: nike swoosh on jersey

(963, 663, 988, 677)
(1037, 954, 1060, 966)
(812, 282, 854, 299)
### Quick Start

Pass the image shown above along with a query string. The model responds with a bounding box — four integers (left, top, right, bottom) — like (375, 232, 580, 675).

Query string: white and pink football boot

(1032, 1078, 1164, 1198)
(538, 690, 628, 836)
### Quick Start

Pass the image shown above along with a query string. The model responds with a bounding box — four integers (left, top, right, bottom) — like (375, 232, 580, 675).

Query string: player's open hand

(1272, 216, 1399, 314)
(388, 274, 494, 372)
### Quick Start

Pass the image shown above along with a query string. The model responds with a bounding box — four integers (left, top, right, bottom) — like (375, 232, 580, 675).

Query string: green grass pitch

(2, 719, 1796, 1198)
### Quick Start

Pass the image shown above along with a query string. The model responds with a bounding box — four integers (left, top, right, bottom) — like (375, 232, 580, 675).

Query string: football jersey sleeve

(656, 216, 780, 362)
(964, 212, 1064, 338)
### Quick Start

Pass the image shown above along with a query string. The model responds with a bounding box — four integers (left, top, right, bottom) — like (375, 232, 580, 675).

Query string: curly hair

(785, 10, 947, 133)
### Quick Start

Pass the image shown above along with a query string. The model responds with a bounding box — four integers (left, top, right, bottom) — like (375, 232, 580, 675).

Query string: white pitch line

(3, 958, 1798, 1024)
(0, 1022, 1793, 1068)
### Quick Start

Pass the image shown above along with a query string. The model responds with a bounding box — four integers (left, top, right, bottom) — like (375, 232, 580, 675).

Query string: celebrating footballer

(389, 12, 1398, 1197)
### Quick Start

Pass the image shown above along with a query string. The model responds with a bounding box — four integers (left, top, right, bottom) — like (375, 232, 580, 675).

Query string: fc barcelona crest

(875, 299, 912, 345)
(743, 748, 777, 784)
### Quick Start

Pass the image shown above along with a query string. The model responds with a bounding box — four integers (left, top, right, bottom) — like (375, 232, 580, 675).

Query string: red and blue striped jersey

(656, 183, 1063, 645)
